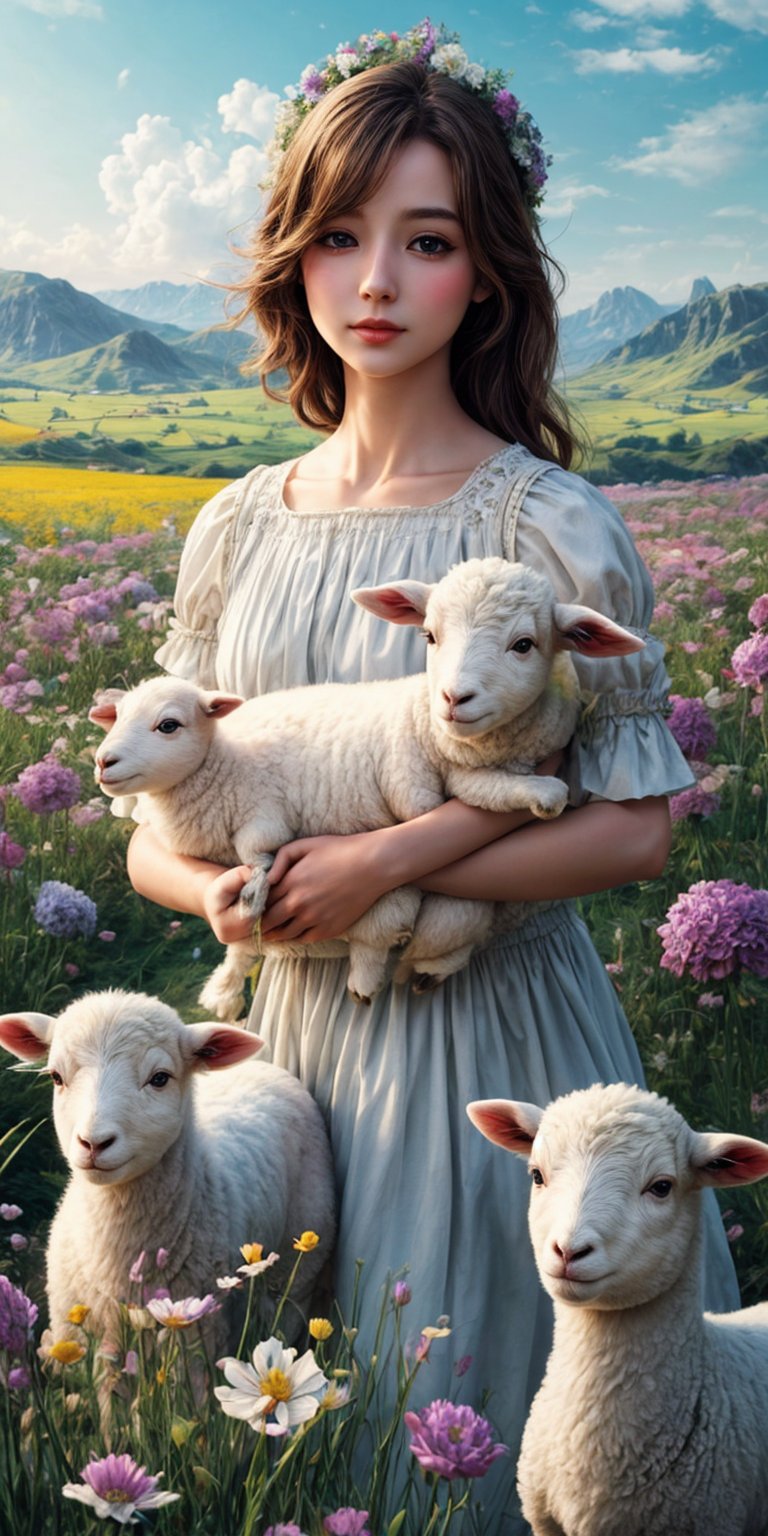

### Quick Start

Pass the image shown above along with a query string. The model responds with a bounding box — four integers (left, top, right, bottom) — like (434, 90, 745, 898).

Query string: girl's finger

(267, 845, 304, 884)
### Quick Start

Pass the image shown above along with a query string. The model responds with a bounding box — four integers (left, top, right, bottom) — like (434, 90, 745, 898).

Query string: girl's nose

(359, 253, 397, 302)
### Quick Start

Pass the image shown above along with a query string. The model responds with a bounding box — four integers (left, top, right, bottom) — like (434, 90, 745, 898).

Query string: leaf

(387, 1513, 407, 1536)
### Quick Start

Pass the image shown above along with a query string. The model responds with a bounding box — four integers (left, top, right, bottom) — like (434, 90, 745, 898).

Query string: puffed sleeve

(513, 467, 694, 804)
(153, 475, 248, 687)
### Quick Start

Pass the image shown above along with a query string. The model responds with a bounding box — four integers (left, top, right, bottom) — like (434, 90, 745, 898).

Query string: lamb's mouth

(97, 771, 139, 789)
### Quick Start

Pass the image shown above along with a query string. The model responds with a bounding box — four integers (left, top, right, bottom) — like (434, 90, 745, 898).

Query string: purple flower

(405, 1398, 508, 1481)
(658, 880, 768, 982)
(8, 1365, 30, 1390)
(129, 1251, 146, 1285)
(0, 1274, 38, 1359)
(9, 1233, 28, 1252)
(0, 833, 26, 870)
(669, 786, 721, 823)
(299, 68, 326, 102)
(731, 632, 768, 689)
(323, 1512, 370, 1536)
(392, 1280, 412, 1306)
(146, 1294, 220, 1329)
(0, 1204, 22, 1221)
(34, 881, 97, 939)
(13, 755, 81, 815)
(454, 1353, 473, 1377)
(62, 1452, 180, 1521)
(666, 696, 717, 761)
(747, 594, 768, 630)
(493, 88, 520, 125)
(265, 1526, 307, 1536)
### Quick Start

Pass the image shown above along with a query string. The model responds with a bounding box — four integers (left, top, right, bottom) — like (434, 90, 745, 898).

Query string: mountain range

(94, 279, 232, 333)
(559, 278, 715, 376)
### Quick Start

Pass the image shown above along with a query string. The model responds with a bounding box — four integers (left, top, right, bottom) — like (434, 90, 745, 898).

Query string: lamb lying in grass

(468, 1082, 768, 1536)
(91, 557, 643, 1018)
(0, 991, 335, 1356)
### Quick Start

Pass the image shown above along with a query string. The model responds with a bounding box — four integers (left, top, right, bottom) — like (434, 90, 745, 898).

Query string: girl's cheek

(420, 267, 477, 307)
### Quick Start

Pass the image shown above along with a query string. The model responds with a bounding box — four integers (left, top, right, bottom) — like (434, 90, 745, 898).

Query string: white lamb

(0, 990, 335, 1356)
(468, 1082, 768, 1536)
(91, 557, 643, 1018)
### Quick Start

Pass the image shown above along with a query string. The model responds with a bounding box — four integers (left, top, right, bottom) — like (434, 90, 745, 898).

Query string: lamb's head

(353, 558, 644, 741)
(90, 677, 244, 797)
(468, 1083, 768, 1311)
(0, 990, 261, 1186)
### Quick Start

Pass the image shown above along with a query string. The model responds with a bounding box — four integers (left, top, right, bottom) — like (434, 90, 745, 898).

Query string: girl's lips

(351, 324, 404, 345)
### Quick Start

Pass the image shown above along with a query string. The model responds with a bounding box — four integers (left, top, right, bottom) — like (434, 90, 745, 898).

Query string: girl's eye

(647, 1179, 674, 1199)
(318, 230, 356, 249)
(156, 719, 181, 734)
(410, 234, 452, 256)
(50, 1069, 64, 1087)
(148, 1071, 171, 1089)
(421, 628, 436, 645)
(530, 1167, 544, 1186)
(509, 637, 534, 654)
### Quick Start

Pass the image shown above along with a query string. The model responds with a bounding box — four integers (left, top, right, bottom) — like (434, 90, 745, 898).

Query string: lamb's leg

(198, 941, 259, 1022)
(346, 886, 422, 1004)
(394, 896, 494, 991)
(237, 852, 276, 921)
(445, 765, 568, 820)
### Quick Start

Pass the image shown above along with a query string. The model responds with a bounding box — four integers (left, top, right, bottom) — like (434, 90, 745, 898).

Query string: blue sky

(1, 0, 766, 313)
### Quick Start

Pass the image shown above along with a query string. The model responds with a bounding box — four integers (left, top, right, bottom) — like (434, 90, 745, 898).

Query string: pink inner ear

(701, 1140, 768, 1186)
(467, 1099, 539, 1155)
(0, 1016, 51, 1060)
(88, 703, 118, 727)
(193, 1027, 263, 1069)
(351, 584, 429, 626)
(563, 619, 643, 657)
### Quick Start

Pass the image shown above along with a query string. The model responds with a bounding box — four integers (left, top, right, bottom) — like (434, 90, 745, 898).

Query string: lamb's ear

(182, 1022, 264, 1070)
(467, 1098, 543, 1155)
(554, 604, 645, 657)
(690, 1131, 768, 1188)
(0, 1013, 55, 1060)
(351, 580, 434, 626)
(89, 688, 126, 728)
(198, 692, 245, 718)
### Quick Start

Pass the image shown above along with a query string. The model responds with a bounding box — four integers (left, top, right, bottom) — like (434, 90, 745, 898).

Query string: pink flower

(324, 1512, 371, 1536)
(392, 1280, 412, 1306)
(155, 1247, 169, 1270)
(748, 593, 768, 630)
(146, 1294, 220, 1329)
(0, 832, 26, 870)
(62, 1453, 180, 1521)
(123, 1350, 139, 1376)
(129, 1251, 146, 1285)
(97, 930, 116, 943)
(405, 1398, 508, 1481)
(10, 1233, 28, 1252)
(0, 1204, 22, 1221)
(726, 1224, 744, 1242)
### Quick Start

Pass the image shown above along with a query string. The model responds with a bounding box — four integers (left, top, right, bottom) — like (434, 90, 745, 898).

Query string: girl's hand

(200, 865, 255, 945)
(262, 833, 386, 943)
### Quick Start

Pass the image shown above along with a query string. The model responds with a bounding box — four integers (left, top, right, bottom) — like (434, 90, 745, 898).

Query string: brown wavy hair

(230, 61, 579, 468)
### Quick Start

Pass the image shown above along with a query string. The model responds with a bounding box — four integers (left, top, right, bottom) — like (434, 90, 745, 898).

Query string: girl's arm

(126, 824, 254, 943)
(260, 794, 671, 943)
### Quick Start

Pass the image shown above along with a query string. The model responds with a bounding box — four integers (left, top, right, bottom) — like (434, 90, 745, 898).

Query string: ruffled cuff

(567, 689, 696, 804)
(154, 617, 218, 687)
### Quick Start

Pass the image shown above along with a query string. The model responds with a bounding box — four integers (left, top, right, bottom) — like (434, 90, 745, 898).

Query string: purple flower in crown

(493, 89, 519, 125)
(412, 18, 437, 63)
(299, 66, 326, 103)
(405, 1397, 508, 1480)
(658, 880, 768, 983)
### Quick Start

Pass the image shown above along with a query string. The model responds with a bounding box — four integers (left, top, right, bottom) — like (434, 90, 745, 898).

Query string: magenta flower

(492, 88, 520, 125)
(14, 755, 81, 815)
(0, 833, 26, 870)
(658, 880, 768, 982)
(323, 1512, 371, 1536)
(128, 1251, 146, 1285)
(405, 1398, 508, 1481)
(0, 1273, 38, 1359)
(34, 881, 97, 939)
(731, 632, 768, 689)
(669, 786, 721, 823)
(666, 695, 717, 760)
(392, 1280, 412, 1306)
(748, 594, 768, 630)
(62, 1452, 180, 1523)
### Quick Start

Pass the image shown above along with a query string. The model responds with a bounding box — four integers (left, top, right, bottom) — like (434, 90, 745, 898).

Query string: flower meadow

(0, 470, 767, 1532)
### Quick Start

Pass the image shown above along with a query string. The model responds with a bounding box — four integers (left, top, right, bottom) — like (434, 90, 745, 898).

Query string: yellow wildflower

(309, 1317, 334, 1342)
(171, 1416, 198, 1448)
(48, 1340, 86, 1365)
(421, 1323, 452, 1341)
(156, 1366, 166, 1386)
(67, 1304, 90, 1326)
(240, 1242, 264, 1266)
(293, 1230, 320, 1253)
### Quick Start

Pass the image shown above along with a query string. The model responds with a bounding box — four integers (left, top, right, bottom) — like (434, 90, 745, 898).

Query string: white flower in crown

(335, 46, 360, 77)
(463, 61, 486, 88)
(431, 43, 470, 78)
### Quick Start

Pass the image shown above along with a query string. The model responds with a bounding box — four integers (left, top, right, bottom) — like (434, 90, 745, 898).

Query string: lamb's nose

(77, 1132, 116, 1155)
(553, 1240, 594, 1264)
(442, 688, 476, 708)
(96, 751, 120, 769)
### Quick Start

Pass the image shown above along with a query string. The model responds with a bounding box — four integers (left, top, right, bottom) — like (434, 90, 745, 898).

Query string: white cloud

(117, 68, 129, 90)
(711, 204, 758, 217)
(217, 78, 281, 142)
(582, 0, 691, 16)
(570, 8, 615, 27)
(705, 0, 768, 33)
(5, 0, 102, 15)
(613, 96, 768, 184)
(574, 44, 722, 72)
(616, 223, 653, 232)
(542, 181, 611, 219)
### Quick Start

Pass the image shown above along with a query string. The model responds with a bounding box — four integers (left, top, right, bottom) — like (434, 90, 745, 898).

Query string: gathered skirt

(249, 901, 740, 1532)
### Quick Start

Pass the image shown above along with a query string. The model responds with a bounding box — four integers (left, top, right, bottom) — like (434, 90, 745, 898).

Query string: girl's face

(300, 138, 488, 384)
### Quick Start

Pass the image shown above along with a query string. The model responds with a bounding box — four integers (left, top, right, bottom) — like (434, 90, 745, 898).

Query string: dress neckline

(275, 444, 516, 518)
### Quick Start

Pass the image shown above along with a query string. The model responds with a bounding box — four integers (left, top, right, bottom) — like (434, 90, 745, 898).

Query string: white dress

(147, 444, 738, 1533)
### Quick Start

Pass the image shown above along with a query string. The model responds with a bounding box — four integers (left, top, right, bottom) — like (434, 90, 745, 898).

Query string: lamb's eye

(509, 637, 534, 654)
(421, 629, 436, 645)
(157, 719, 181, 734)
(148, 1071, 171, 1088)
(647, 1178, 674, 1199)
(530, 1167, 544, 1186)
(50, 1069, 64, 1087)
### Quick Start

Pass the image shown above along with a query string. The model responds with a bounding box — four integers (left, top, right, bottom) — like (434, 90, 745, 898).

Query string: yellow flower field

(0, 465, 229, 543)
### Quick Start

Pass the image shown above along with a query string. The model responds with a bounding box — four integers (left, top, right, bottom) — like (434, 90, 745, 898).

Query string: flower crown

(269, 18, 551, 216)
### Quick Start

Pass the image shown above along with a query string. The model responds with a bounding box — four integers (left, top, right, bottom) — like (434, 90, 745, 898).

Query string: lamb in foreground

(91, 557, 643, 1018)
(0, 991, 335, 1356)
(468, 1082, 768, 1536)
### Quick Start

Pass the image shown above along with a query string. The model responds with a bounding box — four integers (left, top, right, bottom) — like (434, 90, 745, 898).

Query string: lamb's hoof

(532, 799, 564, 821)
(349, 989, 372, 1006)
(393, 930, 414, 948)
(412, 972, 443, 995)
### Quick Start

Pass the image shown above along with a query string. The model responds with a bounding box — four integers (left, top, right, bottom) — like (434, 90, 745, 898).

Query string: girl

(124, 28, 738, 1531)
